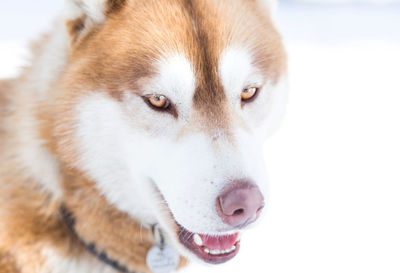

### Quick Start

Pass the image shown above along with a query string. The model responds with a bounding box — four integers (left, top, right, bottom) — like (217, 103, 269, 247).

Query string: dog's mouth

(177, 224, 240, 264)
(150, 181, 243, 264)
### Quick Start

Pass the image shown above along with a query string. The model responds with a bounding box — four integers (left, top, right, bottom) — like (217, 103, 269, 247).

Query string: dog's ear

(64, 0, 127, 43)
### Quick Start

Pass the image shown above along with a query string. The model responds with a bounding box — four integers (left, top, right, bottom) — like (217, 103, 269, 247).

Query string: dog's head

(55, 0, 287, 265)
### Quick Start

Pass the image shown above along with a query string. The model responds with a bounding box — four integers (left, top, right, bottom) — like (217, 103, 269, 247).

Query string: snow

(0, 1, 399, 273)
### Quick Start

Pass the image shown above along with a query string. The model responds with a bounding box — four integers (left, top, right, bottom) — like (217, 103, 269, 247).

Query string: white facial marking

(76, 93, 154, 223)
(74, 93, 158, 225)
(219, 46, 264, 104)
(142, 53, 196, 119)
(73, 54, 196, 226)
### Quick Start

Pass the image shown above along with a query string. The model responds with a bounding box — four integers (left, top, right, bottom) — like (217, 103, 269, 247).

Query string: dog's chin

(175, 224, 241, 264)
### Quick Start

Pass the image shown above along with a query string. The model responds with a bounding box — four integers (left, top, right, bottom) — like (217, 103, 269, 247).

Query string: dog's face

(56, 0, 287, 264)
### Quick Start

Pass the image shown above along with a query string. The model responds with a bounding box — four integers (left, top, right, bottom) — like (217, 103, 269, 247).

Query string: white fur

(258, 77, 289, 138)
(27, 20, 70, 100)
(15, 115, 62, 197)
(12, 20, 70, 198)
(74, 93, 158, 225)
(219, 46, 264, 104)
(64, 0, 106, 23)
(80, 0, 107, 23)
(63, 0, 85, 20)
(258, 0, 278, 15)
(42, 248, 117, 273)
(141, 53, 197, 120)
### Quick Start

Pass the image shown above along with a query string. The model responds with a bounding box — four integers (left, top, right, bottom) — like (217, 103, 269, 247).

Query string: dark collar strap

(151, 224, 165, 247)
(60, 205, 137, 273)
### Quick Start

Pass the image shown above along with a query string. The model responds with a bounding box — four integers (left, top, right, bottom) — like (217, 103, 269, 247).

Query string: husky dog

(0, 0, 287, 272)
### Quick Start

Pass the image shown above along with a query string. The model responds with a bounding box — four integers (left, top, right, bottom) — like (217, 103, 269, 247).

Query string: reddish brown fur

(0, 251, 20, 273)
(61, 167, 187, 273)
(0, 163, 81, 271)
(0, 80, 10, 139)
(0, 79, 11, 112)
(66, 16, 87, 44)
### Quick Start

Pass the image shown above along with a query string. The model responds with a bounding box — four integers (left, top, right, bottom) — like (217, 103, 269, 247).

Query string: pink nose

(217, 181, 264, 228)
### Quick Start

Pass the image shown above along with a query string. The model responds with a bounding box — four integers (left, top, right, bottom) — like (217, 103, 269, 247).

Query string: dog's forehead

(116, 0, 286, 114)
(73, 0, 286, 128)
(99, 0, 285, 74)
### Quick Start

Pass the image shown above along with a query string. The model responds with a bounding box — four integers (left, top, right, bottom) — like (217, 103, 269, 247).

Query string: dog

(0, 0, 287, 272)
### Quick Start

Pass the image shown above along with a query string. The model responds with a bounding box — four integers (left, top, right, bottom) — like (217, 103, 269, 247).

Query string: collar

(61, 205, 162, 273)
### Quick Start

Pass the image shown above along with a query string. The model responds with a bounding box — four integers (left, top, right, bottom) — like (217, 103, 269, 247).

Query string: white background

(0, 1, 399, 273)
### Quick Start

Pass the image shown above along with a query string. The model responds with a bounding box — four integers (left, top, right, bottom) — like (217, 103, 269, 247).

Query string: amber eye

(146, 94, 170, 109)
(241, 87, 259, 101)
(142, 94, 178, 118)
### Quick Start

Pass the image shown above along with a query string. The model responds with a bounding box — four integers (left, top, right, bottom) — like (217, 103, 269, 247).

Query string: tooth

(230, 245, 236, 251)
(193, 234, 203, 246)
(210, 250, 220, 255)
(204, 248, 210, 254)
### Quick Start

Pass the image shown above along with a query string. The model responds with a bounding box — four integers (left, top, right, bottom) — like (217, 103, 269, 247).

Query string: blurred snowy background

(1, 0, 399, 273)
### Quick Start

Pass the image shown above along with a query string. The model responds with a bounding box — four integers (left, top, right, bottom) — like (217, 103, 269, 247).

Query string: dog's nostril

(233, 208, 244, 216)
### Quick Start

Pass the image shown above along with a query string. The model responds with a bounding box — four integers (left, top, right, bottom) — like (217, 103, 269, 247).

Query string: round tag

(146, 244, 180, 273)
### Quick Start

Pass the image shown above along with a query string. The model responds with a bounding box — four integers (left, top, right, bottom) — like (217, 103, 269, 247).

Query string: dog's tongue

(199, 233, 238, 250)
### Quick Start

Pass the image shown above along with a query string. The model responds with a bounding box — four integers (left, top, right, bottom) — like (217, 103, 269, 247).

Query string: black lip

(177, 225, 240, 264)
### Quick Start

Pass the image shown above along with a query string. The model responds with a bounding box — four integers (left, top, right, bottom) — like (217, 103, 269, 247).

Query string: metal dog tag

(146, 244, 180, 273)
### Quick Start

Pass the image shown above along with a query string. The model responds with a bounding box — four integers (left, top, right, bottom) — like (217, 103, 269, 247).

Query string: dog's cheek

(145, 134, 244, 233)
(244, 77, 289, 140)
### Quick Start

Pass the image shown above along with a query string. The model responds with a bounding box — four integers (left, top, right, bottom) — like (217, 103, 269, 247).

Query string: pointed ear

(63, 0, 127, 42)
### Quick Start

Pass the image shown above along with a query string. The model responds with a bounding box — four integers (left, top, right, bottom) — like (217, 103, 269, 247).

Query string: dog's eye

(241, 87, 259, 102)
(142, 94, 178, 118)
(145, 94, 170, 109)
